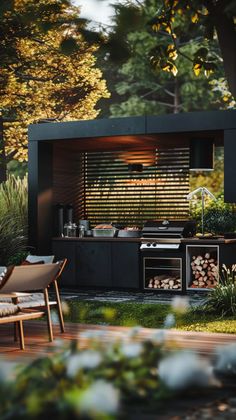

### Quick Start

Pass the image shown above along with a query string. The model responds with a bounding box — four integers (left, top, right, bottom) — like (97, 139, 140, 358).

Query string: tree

(0, 0, 110, 180)
(149, 0, 236, 98)
(105, 0, 221, 117)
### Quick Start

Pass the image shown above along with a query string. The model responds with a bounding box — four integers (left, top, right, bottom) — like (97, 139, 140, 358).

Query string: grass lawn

(65, 300, 236, 334)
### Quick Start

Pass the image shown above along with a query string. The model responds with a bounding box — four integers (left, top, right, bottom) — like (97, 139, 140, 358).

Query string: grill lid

(142, 220, 196, 239)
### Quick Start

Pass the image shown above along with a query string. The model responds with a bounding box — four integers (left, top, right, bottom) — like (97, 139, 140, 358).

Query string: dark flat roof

(28, 110, 236, 142)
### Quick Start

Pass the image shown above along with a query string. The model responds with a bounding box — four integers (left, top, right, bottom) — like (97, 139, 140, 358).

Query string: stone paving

(60, 288, 207, 306)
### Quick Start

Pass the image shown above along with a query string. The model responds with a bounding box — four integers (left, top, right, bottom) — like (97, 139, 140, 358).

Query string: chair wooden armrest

(0, 309, 45, 350)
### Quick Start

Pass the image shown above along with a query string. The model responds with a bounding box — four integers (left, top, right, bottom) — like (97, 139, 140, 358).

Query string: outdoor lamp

(189, 138, 214, 171)
(186, 187, 216, 235)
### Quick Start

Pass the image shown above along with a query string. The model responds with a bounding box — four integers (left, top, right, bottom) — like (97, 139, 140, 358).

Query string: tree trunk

(173, 78, 181, 113)
(0, 117, 7, 183)
(205, 0, 236, 98)
(215, 15, 236, 98)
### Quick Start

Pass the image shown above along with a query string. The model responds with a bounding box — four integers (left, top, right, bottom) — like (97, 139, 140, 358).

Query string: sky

(73, 0, 114, 26)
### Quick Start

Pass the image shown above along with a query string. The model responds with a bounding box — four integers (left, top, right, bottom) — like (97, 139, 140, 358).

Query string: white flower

(163, 313, 176, 329)
(127, 326, 142, 338)
(51, 310, 59, 325)
(215, 343, 236, 374)
(171, 296, 189, 314)
(120, 342, 143, 358)
(158, 352, 217, 390)
(67, 351, 102, 378)
(150, 330, 166, 344)
(80, 380, 120, 415)
(0, 361, 16, 381)
(61, 301, 70, 315)
(79, 330, 107, 340)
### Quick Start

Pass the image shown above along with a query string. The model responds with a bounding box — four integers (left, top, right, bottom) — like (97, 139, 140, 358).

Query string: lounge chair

(0, 301, 45, 350)
(0, 261, 66, 347)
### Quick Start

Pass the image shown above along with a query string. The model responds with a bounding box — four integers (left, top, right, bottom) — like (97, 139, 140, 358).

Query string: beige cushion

(0, 267, 7, 285)
(0, 302, 19, 317)
(26, 255, 54, 264)
(0, 293, 56, 309)
(0, 292, 43, 303)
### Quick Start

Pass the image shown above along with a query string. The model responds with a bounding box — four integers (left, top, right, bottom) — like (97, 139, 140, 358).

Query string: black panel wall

(224, 129, 236, 203)
(28, 141, 53, 253)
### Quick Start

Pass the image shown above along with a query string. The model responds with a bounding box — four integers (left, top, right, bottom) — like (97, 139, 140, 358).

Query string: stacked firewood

(147, 275, 181, 290)
(190, 252, 218, 288)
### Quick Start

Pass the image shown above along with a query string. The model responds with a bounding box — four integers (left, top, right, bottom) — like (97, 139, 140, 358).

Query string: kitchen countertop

(181, 237, 236, 244)
(53, 236, 142, 242)
(53, 237, 236, 244)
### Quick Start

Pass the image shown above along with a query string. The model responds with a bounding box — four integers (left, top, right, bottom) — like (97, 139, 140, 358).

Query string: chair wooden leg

(14, 322, 18, 342)
(44, 288, 53, 342)
(17, 321, 25, 350)
(54, 280, 65, 333)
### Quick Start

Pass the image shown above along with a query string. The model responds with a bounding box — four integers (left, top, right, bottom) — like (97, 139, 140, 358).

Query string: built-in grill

(140, 220, 196, 292)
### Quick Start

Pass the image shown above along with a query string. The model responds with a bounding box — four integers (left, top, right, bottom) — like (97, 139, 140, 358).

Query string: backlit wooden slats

(80, 148, 190, 226)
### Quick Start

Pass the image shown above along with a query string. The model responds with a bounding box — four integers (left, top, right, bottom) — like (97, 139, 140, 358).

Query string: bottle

(63, 222, 70, 237)
(71, 223, 77, 237)
(79, 225, 85, 238)
(63, 221, 77, 237)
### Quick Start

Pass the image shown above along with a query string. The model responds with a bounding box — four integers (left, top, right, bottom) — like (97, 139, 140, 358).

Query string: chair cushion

(0, 293, 56, 309)
(0, 267, 7, 285)
(0, 302, 19, 317)
(17, 293, 45, 308)
(26, 255, 54, 264)
(0, 266, 6, 275)
(21, 260, 45, 266)
(0, 266, 14, 287)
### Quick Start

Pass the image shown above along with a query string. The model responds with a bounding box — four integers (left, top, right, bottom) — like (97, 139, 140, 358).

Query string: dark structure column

(224, 129, 236, 203)
(28, 141, 53, 253)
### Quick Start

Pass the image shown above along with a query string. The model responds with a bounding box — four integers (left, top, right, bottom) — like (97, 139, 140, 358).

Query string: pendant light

(189, 138, 214, 171)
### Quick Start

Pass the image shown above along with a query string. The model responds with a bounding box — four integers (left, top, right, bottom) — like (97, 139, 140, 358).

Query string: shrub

(204, 208, 236, 234)
(203, 265, 236, 316)
(0, 213, 27, 265)
(0, 175, 28, 265)
(190, 195, 236, 234)
(0, 174, 28, 233)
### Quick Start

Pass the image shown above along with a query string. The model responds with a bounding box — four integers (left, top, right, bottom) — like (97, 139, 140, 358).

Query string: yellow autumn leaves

(150, 1, 211, 78)
(1, 3, 110, 162)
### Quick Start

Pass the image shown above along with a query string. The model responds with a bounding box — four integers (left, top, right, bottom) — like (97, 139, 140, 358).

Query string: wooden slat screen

(76, 148, 190, 227)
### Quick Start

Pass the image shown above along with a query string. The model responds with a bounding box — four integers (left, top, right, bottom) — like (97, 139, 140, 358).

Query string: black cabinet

(111, 242, 140, 289)
(52, 239, 140, 289)
(76, 242, 112, 287)
(53, 240, 76, 286)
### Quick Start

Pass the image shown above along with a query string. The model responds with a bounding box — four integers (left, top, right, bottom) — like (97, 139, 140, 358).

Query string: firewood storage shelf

(186, 245, 219, 291)
(143, 257, 182, 292)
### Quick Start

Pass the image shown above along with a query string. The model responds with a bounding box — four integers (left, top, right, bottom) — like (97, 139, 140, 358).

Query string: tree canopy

(149, 0, 236, 98)
(0, 0, 109, 177)
(107, 0, 221, 118)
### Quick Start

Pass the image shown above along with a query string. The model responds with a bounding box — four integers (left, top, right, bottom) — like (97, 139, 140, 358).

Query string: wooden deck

(1, 321, 236, 362)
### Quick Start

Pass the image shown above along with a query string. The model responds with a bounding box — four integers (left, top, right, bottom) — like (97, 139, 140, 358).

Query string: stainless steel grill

(141, 220, 196, 250)
(141, 220, 196, 292)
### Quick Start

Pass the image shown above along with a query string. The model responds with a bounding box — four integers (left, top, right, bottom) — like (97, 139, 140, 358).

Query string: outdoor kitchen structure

(28, 110, 236, 293)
